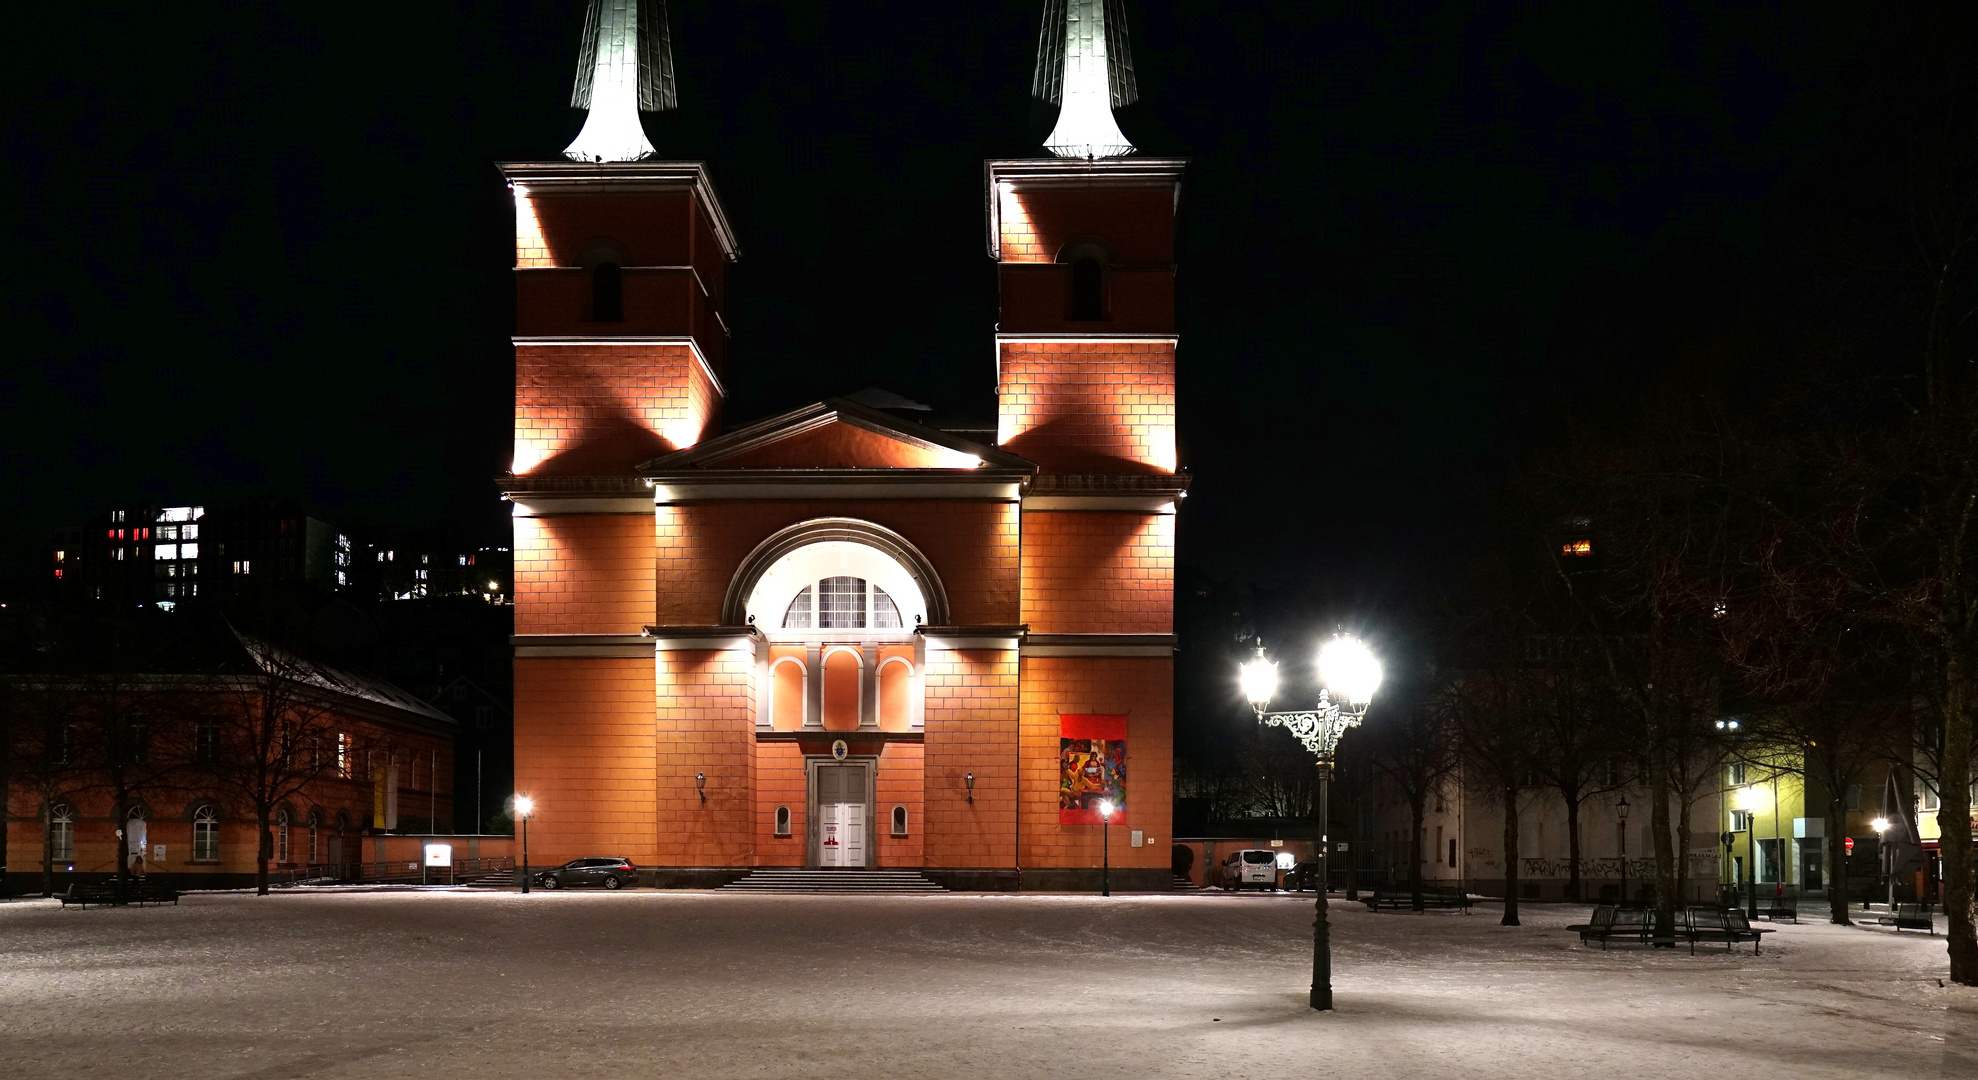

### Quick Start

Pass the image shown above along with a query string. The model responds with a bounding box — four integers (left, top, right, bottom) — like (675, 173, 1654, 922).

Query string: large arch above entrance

(722, 518, 951, 629)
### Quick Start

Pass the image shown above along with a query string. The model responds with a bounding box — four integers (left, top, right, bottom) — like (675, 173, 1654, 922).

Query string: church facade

(503, 0, 1184, 889)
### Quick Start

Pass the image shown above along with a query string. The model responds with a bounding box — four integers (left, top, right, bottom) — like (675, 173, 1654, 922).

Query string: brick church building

(503, 0, 1183, 889)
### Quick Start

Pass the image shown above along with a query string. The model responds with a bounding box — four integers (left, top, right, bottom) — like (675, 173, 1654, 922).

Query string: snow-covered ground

(1, 890, 1970, 1079)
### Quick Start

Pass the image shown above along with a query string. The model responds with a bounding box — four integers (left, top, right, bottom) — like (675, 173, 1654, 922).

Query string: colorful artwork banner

(1059, 714, 1127, 824)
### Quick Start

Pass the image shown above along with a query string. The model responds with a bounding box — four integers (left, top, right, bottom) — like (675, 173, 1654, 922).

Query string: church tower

(500, 0, 738, 865)
(995, 0, 1186, 874)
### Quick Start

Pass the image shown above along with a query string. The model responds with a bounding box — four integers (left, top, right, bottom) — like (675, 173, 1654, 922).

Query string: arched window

(891, 805, 909, 837)
(591, 261, 623, 321)
(1070, 256, 1103, 320)
(276, 808, 291, 863)
(306, 811, 321, 864)
(49, 804, 75, 861)
(780, 578, 903, 629)
(774, 805, 792, 837)
(878, 656, 914, 731)
(769, 657, 806, 731)
(193, 805, 220, 861)
(821, 648, 862, 731)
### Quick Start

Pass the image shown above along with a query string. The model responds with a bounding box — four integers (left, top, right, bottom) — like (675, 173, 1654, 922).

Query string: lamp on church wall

(965, 772, 975, 804)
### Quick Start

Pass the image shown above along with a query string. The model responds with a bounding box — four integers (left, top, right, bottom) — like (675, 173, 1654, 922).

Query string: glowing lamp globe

(1239, 657, 1279, 707)
(1099, 799, 1115, 820)
(1318, 636, 1383, 705)
(1871, 817, 1890, 835)
(513, 795, 535, 818)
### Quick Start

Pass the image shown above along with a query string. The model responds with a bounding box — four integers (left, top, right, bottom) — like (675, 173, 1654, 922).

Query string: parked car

(1282, 860, 1321, 892)
(1220, 849, 1281, 891)
(536, 857, 638, 890)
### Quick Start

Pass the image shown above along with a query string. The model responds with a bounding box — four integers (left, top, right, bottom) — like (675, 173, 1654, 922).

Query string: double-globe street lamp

(1239, 635, 1383, 1012)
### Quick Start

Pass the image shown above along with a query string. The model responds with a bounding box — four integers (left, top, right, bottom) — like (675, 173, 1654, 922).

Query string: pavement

(1, 890, 1971, 1079)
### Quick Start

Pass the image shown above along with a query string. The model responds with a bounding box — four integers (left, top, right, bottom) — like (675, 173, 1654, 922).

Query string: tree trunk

(1649, 764, 1679, 945)
(1827, 797, 1853, 926)
(1562, 787, 1584, 902)
(1941, 653, 1976, 983)
(1408, 791, 1426, 911)
(1501, 780, 1521, 926)
(257, 812, 273, 896)
(1675, 797, 1693, 906)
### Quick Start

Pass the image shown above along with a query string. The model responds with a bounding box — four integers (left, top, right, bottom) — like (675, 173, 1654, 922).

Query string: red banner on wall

(1059, 714, 1127, 824)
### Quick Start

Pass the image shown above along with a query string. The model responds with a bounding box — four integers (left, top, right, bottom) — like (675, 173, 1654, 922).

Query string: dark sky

(4, 1, 1860, 602)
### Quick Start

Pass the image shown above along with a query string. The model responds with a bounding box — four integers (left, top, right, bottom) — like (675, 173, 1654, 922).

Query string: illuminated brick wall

(996, 340, 1176, 474)
(922, 647, 1020, 868)
(513, 656, 658, 866)
(654, 648, 755, 866)
(1021, 511, 1174, 635)
(654, 501, 1020, 626)
(513, 342, 716, 476)
(512, 514, 656, 635)
(1018, 656, 1173, 870)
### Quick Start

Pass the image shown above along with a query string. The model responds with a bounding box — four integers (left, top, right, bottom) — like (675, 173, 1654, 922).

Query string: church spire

(1032, 0, 1139, 160)
(563, 0, 678, 163)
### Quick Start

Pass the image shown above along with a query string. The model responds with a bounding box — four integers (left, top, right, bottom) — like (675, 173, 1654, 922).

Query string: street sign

(1844, 836, 1855, 855)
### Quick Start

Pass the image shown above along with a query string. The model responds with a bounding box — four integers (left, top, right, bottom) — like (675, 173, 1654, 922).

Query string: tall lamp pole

(1241, 636, 1382, 1013)
(1871, 817, 1891, 911)
(514, 795, 534, 894)
(1100, 799, 1115, 897)
(1617, 796, 1630, 905)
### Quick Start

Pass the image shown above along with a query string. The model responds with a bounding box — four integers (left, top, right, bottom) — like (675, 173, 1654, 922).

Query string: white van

(1221, 849, 1280, 891)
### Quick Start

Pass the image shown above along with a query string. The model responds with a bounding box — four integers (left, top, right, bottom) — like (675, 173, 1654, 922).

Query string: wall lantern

(965, 772, 975, 804)
(696, 772, 706, 802)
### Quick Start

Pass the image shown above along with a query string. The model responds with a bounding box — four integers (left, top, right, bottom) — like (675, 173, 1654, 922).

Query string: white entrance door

(815, 765, 868, 869)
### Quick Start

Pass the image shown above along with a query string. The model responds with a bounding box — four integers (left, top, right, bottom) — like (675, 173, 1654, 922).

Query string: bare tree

(1367, 683, 1458, 911)
(207, 623, 342, 895)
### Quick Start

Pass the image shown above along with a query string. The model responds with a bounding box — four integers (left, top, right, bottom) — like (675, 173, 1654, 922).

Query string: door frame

(805, 756, 877, 869)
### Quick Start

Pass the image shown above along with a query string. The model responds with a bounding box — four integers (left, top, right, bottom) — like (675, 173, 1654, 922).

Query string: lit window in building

(1562, 540, 1592, 556)
(818, 576, 865, 629)
(49, 804, 75, 861)
(156, 544, 176, 561)
(193, 805, 220, 861)
(782, 586, 813, 629)
(181, 543, 197, 559)
(276, 809, 290, 863)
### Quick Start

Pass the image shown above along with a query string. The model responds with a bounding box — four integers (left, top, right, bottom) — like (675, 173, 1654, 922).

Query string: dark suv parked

(535, 857, 638, 890)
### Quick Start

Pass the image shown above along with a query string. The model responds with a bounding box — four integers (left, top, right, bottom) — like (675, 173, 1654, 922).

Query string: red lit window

(1561, 540, 1592, 556)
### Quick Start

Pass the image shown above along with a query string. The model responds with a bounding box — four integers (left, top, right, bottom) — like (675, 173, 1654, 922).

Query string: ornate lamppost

(513, 795, 535, 894)
(1617, 796, 1630, 905)
(1240, 635, 1382, 1012)
(1100, 799, 1115, 897)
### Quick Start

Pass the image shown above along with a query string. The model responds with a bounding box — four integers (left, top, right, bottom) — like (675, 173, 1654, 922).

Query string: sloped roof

(639, 396, 1034, 476)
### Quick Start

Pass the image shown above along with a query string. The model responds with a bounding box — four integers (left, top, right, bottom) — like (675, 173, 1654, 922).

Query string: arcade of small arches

(737, 525, 937, 735)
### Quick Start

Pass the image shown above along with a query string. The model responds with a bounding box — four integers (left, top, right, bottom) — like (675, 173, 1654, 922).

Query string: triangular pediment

(640, 397, 1032, 474)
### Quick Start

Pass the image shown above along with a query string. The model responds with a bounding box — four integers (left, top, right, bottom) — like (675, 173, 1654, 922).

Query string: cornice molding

(497, 160, 741, 259)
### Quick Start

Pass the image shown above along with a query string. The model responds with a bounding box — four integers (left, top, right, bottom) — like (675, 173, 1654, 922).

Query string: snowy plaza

(1, 890, 1970, 1079)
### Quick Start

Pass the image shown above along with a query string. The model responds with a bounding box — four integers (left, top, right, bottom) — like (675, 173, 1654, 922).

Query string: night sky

(5, 1, 1861, 607)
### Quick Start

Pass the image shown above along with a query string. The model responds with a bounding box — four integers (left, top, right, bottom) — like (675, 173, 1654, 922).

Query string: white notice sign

(424, 843, 453, 868)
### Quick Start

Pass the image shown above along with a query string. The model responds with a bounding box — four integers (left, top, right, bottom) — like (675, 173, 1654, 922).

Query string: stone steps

(721, 869, 947, 894)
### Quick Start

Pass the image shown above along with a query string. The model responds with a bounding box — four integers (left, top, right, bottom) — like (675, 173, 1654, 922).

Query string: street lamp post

(1617, 796, 1630, 905)
(1871, 817, 1891, 912)
(514, 795, 535, 894)
(1240, 635, 1382, 1013)
(1100, 799, 1115, 897)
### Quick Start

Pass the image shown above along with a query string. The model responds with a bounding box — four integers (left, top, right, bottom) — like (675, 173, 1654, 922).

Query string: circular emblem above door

(831, 739, 848, 761)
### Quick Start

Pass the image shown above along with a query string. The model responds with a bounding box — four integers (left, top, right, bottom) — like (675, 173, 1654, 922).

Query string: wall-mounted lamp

(965, 772, 975, 804)
(696, 772, 706, 802)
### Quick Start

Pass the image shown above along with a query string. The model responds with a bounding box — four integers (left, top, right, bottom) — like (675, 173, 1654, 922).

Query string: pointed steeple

(1032, 0, 1139, 159)
(564, 0, 679, 163)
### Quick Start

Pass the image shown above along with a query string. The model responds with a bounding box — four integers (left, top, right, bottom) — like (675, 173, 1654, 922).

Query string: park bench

(1361, 887, 1472, 912)
(1891, 903, 1934, 934)
(1683, 906, 1770, 955)
(1567, 905, 1654, 950)
(55, 878, 180, 909)
(1761, 898, 1798, 923)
